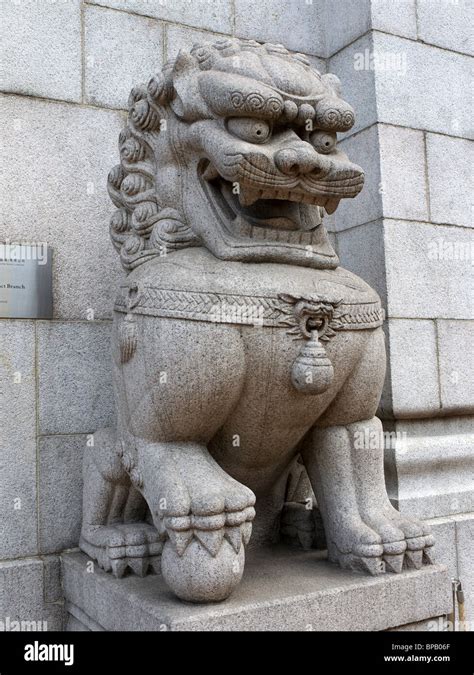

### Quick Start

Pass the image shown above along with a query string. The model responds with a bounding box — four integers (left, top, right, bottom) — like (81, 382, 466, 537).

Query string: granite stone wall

(0, 0, 472, 630)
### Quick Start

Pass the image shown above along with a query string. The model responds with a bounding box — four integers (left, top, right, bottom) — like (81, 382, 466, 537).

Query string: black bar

(0, 630, 470, 673)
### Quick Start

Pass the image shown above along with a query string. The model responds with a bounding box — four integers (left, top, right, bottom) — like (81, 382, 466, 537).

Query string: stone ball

(161, 537, 245, 603)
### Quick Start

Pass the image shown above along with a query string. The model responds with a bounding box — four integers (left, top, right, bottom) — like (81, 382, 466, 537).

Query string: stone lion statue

(80, 37, 434, 602)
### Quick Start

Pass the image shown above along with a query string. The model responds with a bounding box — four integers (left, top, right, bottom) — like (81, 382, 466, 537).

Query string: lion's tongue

(239, 198, 301, 224)
(220, 181, 318, 231)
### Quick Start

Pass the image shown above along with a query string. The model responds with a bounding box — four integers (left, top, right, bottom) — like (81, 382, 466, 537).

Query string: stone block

(437, 320, 474, 413)
(323, 0, 371, 57)
(41, 604, 66, 632)
(89, 0, 233, 34)
(335, 125, 382, 229)
(324, 0, 417, 57)
(426, 133, 474, 228)
(85, 6, 164, 110)
(62, 548, 452, 631)
(335, 125, 429, 229)
(39, 435, 86, 554)
(0, 559, 44, 625)
(0, 95, 124, 319)
(383, 220, 473, 320)
(379, 125, 429, 221)
(234, 0, 326, 56)
(1, 0, 81, 102)
(0, 321, 37, 559)
(37, 321, 114, 435)
(42, 555, 63, 604)
(387, 319, 440, 418)
(0, 558, 64, 630)
(336, 219, 387, 305)
(372, 32, 472, 138)
(389, 416, 474, 519)
(328, 33, 377, 137)
(417, 0, 473, 55)
(370, 0, 417, 40)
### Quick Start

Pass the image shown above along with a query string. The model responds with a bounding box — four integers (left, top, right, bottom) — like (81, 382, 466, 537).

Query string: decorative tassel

(119, 313, 138, 363)
(291, 331, 334, 394)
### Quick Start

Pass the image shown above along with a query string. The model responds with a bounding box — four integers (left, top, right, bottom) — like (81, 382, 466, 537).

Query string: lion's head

(108, 38, 364, 272)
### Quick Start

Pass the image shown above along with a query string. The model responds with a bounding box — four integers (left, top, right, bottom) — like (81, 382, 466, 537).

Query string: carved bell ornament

(278, 293, 341, 395)
(291, 330, 335, 394)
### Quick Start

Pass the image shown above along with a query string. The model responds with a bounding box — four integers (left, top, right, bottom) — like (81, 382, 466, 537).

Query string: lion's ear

(173, 48, 197, 75)
(171, 48, 211, 121)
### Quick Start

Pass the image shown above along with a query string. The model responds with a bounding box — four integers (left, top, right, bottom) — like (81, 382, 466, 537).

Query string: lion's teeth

(325, 198, 340, 214)
(265, 228, 277, 241)
(239, 189, 260, 206)
(310, 229, 320, 245)
(238, 221, 252, 237)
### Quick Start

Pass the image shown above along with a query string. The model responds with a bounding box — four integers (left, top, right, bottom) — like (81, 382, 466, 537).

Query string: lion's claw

(80, 522, 163, 579)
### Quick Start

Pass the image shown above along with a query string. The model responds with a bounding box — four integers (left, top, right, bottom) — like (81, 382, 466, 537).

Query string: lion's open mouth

(199, 159, 362, 246)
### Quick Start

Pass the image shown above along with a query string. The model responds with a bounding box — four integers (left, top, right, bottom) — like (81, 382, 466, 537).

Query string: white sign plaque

(0, 243, 53, 319)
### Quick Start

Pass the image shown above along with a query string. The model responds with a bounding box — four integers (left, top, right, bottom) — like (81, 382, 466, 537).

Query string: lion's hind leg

(79, 427, 162, 578)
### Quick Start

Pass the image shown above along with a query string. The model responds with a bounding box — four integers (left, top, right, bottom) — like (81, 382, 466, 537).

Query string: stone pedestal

(62, 547, 451, 632)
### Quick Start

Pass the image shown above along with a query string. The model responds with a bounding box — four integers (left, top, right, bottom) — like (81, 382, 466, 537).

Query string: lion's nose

(275, 147, 320, 176)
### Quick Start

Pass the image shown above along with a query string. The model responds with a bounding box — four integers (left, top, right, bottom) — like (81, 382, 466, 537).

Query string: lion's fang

(325, 198, 340, 214)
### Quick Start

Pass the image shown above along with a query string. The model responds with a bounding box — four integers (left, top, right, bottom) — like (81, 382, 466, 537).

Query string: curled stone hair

(108, 69, 200, 272)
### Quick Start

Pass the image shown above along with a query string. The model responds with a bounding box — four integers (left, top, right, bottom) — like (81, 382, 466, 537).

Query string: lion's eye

(227, 118, 271, 144)
(310, 130, 337, 154)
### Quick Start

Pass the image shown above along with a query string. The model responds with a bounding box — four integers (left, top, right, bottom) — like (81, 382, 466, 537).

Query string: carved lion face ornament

(108, 38, 364, 272)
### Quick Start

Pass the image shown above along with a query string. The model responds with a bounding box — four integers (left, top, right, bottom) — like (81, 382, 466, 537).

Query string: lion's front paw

(158, 477, 255, 561)
(323, 514, 385, 575)
(143, 445, 256, 559)
(355, 507, 434, 574)
(140, 443, 256, 601)
(80, 522, 163, 578)
(383, 508, 435, 571)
